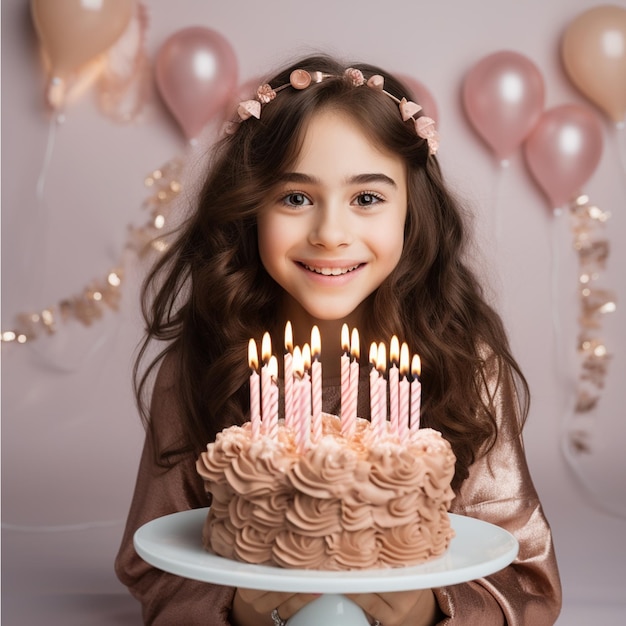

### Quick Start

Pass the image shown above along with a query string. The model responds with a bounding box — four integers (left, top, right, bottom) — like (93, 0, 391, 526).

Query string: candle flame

(369, 341, 377, 365)
(268, 355, 278, 380)
(390, 335, 399, 363)
(285, 321, 293, 351)
(311, 325, 321, 358)
(377, 342, 387, 373)
(293, 345, 304, 377)
(262, 332, 272, 363)
(248, 338, 259, 370)
(350, 328, 360, 360)
(400, 342, 410, 376)
(411, 354, 421, 378)
(341, 323, 350, 353)
(302, 343, 311, 370)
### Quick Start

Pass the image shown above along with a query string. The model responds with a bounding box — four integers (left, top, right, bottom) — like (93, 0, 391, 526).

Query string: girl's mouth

(300, 263, 361, 276)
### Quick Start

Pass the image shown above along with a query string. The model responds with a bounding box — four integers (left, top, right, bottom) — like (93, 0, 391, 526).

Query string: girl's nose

(308, 206, 352, 249)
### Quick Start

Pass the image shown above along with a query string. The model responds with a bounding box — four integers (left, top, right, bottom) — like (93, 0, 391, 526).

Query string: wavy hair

(134, 54, 528, 490)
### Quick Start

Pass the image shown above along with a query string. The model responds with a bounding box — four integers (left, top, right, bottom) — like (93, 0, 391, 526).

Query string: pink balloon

(463, 50, 545, 160)
(523, 104, 603, 210)
(397, 74, 439, 124)
(155, 27, 238, 140)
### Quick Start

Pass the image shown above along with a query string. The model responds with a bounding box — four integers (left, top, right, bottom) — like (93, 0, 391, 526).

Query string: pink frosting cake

(196, 413, 456, 570)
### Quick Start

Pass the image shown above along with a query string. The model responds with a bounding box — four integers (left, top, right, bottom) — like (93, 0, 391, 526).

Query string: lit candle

(343, 328, 360, 437)
(248, 338, 261, 439)
(410, 354, 422, 436)
(341, 324, 350, 422)
(399, 343, 410, 443)
(389, 336, 400, 437)
(268, 355, 279, 439)
(369, 342, 380, 435)
(261, 332, 272, 434)
(284, 321, 294, 429)
(302, 343, 312, 424)
(293, 347, 309, 453)
(311, 326, 323, 443)
(377, 342, 387, 432)
(292, 345, 303, 436)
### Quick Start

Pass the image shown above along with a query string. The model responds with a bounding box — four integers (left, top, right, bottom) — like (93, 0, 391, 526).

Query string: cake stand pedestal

(135, 508, 518, 626)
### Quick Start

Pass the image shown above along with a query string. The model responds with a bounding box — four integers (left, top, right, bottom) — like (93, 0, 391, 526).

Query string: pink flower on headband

(256, 84, 276, 104)
(344, 68, 365, 86)
(366, 74, 385, 90)
(399, 98, 422, 122)
(238, 99, 261, 120)
(415, 116, 439, 155)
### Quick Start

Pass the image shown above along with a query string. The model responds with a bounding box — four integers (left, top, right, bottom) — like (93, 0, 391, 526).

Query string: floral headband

(230, 67, 439, 156)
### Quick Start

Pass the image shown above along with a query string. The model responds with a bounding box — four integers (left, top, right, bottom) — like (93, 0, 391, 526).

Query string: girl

(115, 54, 561, 625)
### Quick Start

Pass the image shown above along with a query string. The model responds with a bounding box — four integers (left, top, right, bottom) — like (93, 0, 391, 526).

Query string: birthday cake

(196, 413, 456, 570)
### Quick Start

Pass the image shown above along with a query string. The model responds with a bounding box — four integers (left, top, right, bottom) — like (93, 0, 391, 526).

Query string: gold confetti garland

(567, 193, 617, 452)
(1, 158, 183, 345)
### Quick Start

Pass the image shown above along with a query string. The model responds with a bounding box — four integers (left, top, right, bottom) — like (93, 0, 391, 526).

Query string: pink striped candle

(248, 339, 261, 439)
(410, 354, 422, 437)
(369, 342, 380, 436)
(311, 326, 323, 444)
(294, 348, 309, 454)
(389, 336, 400, 437)
(292, 346, 303, 438)
(302, 343, 312, 425)
(268, 355, 279, 440)
(377, 342, 387, 432)
(340, 324, 350, 425)
(398, 342, 410, 443)
(284, 321, 294, 429)
(343, 328, 360, 437)
(260, 332, 272, 435)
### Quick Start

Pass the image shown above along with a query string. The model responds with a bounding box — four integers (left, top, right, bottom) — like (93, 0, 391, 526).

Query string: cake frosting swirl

(196, 413, 456, 570)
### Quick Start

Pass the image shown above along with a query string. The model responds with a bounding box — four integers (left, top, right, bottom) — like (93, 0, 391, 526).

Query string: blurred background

(2, 0, 625, 623)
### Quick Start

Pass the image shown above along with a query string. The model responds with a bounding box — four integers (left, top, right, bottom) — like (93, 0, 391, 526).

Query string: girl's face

(257, 109, 408, 329)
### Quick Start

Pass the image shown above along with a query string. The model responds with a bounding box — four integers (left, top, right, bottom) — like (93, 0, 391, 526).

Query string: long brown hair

(134, 54, 528, 490)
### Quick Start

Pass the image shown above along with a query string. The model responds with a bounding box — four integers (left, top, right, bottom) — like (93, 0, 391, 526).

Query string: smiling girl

(115, 54, 561, 626)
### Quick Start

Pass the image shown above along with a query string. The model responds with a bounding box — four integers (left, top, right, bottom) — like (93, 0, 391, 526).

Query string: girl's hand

(231, 587, 320, 626)
(345, 588, 439, 626)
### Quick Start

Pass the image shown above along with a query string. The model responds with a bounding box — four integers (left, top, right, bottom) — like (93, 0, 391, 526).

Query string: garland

(0, 158, 183, 345)
(567, 193, 617, 452)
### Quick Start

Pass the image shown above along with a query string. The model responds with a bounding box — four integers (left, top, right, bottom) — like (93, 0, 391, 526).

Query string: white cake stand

(134, 508, 518, 625)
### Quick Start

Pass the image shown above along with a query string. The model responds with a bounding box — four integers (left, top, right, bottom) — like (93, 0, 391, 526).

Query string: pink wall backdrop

(2, 0, 625, 623)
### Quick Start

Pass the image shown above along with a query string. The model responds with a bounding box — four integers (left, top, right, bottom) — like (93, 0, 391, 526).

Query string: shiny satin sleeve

(114, 356, 235, 625)
(434, 356, 562, 625)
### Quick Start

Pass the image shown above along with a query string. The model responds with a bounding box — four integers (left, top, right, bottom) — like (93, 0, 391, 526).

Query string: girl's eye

(282, 192, 311, 207)
(354, 192, 383, 207)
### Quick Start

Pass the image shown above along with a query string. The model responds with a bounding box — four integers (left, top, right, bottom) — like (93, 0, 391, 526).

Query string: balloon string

(614, 123, 626, 180)
(490, 159, 508, 248)
(550, 209, 566, 391)
(559, 424, 626, 520)
(28, 112, 123, 373)
(35, 114, 62, 201)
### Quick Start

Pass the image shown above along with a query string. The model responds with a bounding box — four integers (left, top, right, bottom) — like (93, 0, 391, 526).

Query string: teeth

(304, 264, 359, 276)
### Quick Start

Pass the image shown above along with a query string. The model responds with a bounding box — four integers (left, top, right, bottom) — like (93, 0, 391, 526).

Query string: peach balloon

(463, 50, 545, 161)
(155, 27, 238, 141)
(524, 104, 603, 210)
(562, 5, 626, 125)
(31, 0, 133, 97)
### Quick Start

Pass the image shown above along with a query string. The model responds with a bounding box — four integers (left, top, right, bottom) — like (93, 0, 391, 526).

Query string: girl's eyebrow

(276, 172, 397, 188)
